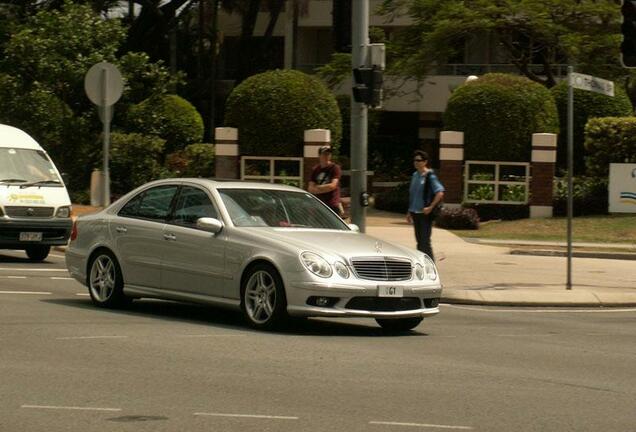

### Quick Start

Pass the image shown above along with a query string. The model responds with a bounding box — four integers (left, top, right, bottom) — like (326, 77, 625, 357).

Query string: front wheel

(25, 245, 50, 262)
(241, 263, 288, 330)
(376, 317, 423, 332)
(87, 251, 129, 308)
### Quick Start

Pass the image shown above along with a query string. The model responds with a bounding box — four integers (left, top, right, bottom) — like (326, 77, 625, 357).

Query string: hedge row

(584, 117, 636, 177)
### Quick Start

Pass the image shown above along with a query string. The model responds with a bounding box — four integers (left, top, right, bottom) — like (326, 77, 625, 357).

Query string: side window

(119, 193, 144, 218)
(172, 186, 218, 227)
(136, 185, 178, 222)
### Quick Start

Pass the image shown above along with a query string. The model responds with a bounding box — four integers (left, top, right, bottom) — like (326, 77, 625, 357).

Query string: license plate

(377, 285, 403, 297)
(19, 232, 43, 242)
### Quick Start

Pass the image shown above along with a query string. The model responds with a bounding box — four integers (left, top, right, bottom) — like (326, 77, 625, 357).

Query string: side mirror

(197, 217, 223, 234)
(348, 223, 360, 233)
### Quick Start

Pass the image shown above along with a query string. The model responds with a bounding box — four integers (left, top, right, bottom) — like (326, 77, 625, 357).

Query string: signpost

(566, 70, 614, 290)
(84, 62, 123, 207)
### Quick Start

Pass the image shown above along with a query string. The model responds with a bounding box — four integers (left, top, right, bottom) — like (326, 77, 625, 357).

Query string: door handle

(116, 226, 127, 233)
(163, 233, 176, 241)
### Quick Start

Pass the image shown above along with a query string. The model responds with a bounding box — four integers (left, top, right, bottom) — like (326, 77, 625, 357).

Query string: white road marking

(194, 412, 298, 420)
(0, 290, 51, 295)
(3, 276, 27, 279)
(370, 421, 473, 430)
(50, 277, 74, 280)
(494, 334, 556, 337)
(56, 336, 128, 340)
(176, 334, 244, 338)
(75, 293, 90, 297)
(49, 254, 66, 259)
(442, 304, 636, 314)
(0, 268, 68, 272)
(21, 405, 121, 412)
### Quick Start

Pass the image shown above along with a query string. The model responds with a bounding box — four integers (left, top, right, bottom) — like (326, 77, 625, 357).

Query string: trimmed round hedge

(584, 116, 636, 177)
(128, 94, 204, 155)
(443, 73, 559, 162)
(224, 69, 342, 156)
(551, 81, 632, 174)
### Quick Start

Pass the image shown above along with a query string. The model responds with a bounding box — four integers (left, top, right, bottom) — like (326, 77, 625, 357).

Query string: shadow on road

(41, 297, 428, 338)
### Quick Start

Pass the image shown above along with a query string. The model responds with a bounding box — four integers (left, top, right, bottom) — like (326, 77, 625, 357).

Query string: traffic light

(621, 0, 636, 67)
(352, 66, 383, 108)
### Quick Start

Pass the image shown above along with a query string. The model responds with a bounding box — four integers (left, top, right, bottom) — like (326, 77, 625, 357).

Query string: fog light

(307, 296, 338, 307)
(424, 298, 440, 308)
(316, 297, 330, 306)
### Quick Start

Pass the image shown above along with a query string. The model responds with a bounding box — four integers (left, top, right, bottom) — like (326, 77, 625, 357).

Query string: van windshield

(0, 148, 62, 185)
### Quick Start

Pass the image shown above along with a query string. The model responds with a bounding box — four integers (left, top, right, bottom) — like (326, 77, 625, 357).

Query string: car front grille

(4, 206, 54, 218)
(345, 297, 421, 312)
(350, 257, 413, 281)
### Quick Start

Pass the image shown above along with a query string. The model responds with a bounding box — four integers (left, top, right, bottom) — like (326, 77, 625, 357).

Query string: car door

(160, 185, 227, 298)
(111, 184, 178, 289)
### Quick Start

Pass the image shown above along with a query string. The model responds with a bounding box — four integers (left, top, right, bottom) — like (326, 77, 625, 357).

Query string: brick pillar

(214, 127, 239, 179)
(303, 129, 330, 189)
(438, 131, 464, 208)
(530, 133, 557, 218)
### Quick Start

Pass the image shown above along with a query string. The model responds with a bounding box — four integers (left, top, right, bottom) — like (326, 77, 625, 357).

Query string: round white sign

(84, 62, 123, 107)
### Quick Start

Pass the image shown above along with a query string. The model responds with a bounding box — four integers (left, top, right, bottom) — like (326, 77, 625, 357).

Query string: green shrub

(166, 143, 215, 178)
(463, 203, 530, 221)
(552, 81, 632, 174)
(444, 73, 559, 161)
(435, 207, 479, 230)
(584, 117, 636, 177)
(553, 176, 608, 216)
(128, 94, 204, 155)
(373, 182, 410, 213)
(109, 133, 167, 195)
(224, 69, 342, 156)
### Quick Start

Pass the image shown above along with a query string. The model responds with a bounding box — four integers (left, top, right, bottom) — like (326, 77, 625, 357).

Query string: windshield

(0, 148, 61, 185)
(218, 188, 349, 230)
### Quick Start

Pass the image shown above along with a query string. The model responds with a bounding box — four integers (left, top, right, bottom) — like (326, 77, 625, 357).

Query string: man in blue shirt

(406, 150, 445, 261)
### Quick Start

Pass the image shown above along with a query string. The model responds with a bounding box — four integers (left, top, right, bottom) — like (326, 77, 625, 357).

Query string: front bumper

(0, 217, 72, 247)
(286, 279, 442, 319)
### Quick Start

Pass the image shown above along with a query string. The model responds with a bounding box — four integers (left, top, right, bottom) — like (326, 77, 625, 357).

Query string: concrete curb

(442, 289, 636, 307)
(510, 249, 636, 261)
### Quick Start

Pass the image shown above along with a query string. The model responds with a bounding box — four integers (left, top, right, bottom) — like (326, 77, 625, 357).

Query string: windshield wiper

(0, 178, 28, 185)
(19, 179, 62, 189)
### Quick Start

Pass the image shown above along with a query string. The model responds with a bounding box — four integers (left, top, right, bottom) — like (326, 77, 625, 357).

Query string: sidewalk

(365, 209, 636, 307)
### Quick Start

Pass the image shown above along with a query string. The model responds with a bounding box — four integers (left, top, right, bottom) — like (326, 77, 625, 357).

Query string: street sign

(84, 62, 123, 107)
(84, 61, 123, 208)
(569, 72, 615, 97)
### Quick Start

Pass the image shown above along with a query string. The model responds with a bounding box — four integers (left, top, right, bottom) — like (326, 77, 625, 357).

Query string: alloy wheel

(244, 271, 277, 324)
(89, 255, 116, 302)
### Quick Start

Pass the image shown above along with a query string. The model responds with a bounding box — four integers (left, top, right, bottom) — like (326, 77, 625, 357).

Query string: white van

(0, 124, 72, 261)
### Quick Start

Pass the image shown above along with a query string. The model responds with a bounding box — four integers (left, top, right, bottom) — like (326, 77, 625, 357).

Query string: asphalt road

(1, 250, 635, 432)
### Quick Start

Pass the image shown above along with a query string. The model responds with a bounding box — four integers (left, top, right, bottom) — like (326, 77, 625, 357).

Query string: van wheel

(25, 246, 50, 262)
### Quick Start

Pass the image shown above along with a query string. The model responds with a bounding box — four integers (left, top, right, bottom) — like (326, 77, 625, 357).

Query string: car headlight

(423, 256, 438, 281)
(334, 261, 350, 279)
(56, 206, 71, 218)
(415, 263, 425, 280)
(300, 252, 333, 278)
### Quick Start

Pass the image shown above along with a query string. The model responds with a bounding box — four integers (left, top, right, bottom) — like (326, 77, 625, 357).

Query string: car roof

(146, 178, 304, 193)
(0, 124, 43, 150)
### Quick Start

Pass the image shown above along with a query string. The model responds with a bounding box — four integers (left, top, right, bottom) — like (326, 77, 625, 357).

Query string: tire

(241, 263, 288, 330)
(25, 246, 50, 262)
(87, 250, 130, 308)
(375, 317, 423, 333)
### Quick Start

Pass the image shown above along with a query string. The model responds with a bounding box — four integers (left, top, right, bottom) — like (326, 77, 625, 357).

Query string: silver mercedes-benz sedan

(65, 179, 442, 331)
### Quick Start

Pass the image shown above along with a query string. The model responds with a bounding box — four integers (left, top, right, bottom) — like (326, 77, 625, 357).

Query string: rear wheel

(25, 246, 50, 262)
(241, 263, 288, 330)
(87, 251, 129, 308)
(375, 317, 423, 333)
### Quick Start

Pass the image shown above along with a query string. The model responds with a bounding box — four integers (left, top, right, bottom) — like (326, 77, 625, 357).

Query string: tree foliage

(224, 69, 342, 156)
(584, 117, 636, 177)
(551, 80, 633, 174)
(380, 0, 624, 87)
(443, 73, 559, 161)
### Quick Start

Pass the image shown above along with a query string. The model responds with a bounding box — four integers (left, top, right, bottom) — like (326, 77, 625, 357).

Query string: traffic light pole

(351, 0, 369, 232)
